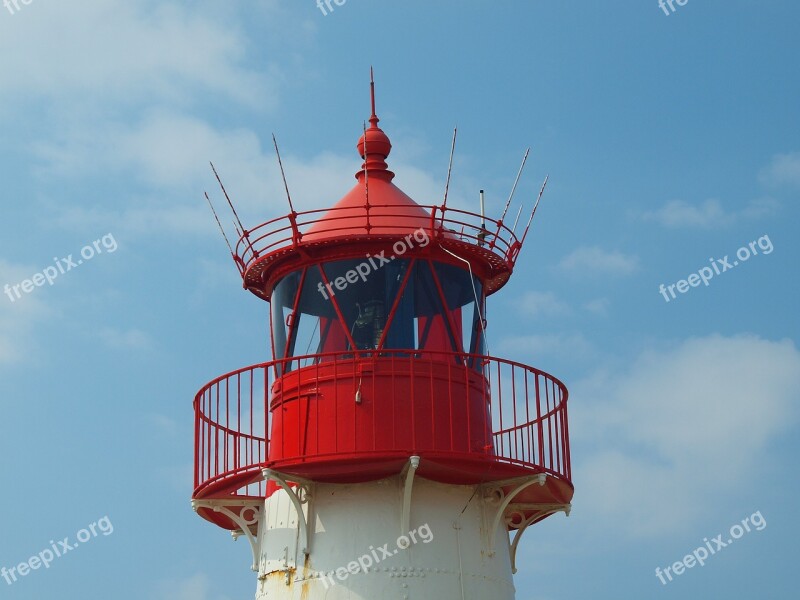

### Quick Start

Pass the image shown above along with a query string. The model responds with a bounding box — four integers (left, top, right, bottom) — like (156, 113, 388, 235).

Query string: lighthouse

(192, 77, 573, 599)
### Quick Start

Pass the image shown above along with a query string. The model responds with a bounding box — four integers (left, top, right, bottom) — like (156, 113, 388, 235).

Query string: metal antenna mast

(442, 127, 457, 208)
(521, 175, 549, 245)
(210, 162, 247, 237)
(272, 133, 296, 214)
(203, 191, 234, 256)
(500, 148, 530, 222)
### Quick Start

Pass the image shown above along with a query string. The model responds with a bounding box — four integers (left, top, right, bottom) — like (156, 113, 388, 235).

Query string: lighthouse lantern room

(192, 76, 573, 599)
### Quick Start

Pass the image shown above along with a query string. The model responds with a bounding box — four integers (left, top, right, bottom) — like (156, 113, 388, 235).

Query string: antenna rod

(210, 162, 247, 236)
(479, 189, 486, 227)
(511, 205, 524, 234)
(521, 175, 549, 245)
(204, 191, 235, 255)
(442, 126, 457, 208)
(370, 66, 376, 118)
(500, 148, 530, 222)
(272, 134, 296, 214)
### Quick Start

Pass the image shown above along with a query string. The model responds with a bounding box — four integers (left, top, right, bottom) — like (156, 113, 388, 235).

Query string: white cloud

(38, 112, 450, 242)
(0, 259, 52, 365)
(642, 197, 778, 228)
(516, 291, 571, 318)
(583, 297, 609, 316)
(0, 1, 271, 109)
(498, 333, 593, 361)
(572, 334, 800, 537)
(97, 327, 152, 350)
(643, 198, 728, 228)
(759, 151, 800, 189)
(558, 246, 639, 276)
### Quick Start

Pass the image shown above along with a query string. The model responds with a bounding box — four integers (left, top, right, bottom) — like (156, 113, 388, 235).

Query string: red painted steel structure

(192, 83, 573, 533)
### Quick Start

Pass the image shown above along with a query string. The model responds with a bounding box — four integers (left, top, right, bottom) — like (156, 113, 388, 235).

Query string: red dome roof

(303, 92, 433, 241)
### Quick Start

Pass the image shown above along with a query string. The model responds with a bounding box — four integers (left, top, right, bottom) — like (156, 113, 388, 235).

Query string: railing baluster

(192, 351, 571, 500)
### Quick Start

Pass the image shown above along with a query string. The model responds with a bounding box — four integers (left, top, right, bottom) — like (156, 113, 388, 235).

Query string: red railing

(193, 350, 570, 499)
(232, 204, 523, 276)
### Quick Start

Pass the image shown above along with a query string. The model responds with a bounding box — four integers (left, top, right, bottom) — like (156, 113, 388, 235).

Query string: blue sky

(0, 1, 798, 598)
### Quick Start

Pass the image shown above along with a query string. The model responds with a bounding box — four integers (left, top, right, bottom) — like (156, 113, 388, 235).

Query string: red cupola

(193, 76, 572, 537)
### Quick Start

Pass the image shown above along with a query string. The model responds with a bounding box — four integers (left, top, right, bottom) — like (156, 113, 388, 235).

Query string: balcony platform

(192, 351, 572, 531)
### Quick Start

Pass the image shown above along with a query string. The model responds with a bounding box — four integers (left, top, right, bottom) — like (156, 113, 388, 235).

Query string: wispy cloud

(0, 1, 272, 109)
(759, 151, 800, 189)
(38, 111, 449, 241)
(0, 259, 52, 365)
(498, 333, 594, 361)
(642, 197, 778, 228)
(97, 327, 152, 350)
(643, 198, 728, 228)
(516, 291, 571, 318)
(572, 334, 800, 537)
(558, 246, 639, 277)
(583, 297, 610, 316)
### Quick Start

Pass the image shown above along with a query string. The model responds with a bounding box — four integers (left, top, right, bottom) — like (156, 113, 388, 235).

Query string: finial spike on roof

(369, 66, 378, 126)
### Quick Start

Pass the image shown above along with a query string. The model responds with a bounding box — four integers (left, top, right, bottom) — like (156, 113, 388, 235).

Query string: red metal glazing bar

(375, 259, 416, 350)
(283, 268, 308, 360)
(426, 260, 465, 360)
(317, 265, 359, 351)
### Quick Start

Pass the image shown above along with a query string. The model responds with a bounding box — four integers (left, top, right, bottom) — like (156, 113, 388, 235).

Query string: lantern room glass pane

(270, 258, 486, 371)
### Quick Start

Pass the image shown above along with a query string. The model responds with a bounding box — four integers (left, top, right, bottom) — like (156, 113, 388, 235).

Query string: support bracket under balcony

(262, 469, 314, 557)
(192, 498, 263, 571)
(506, 503, 571, 573)
(400, 455, 421, 537)
(483, 473, 547, 554)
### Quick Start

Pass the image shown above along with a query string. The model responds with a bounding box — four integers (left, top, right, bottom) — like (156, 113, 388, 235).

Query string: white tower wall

(253, 469, 517, 599)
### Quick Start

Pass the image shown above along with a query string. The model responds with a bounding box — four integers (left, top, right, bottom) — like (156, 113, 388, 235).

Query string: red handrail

(231, 204, 522, 277)
(192, 350, 570, 499)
